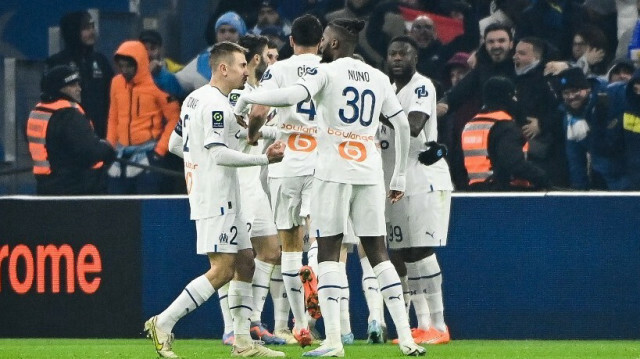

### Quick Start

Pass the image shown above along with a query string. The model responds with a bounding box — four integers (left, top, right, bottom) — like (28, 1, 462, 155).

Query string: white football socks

(229, 280, 253, 346)
(318, 261, 342, 345)
(338, 261, 352, 335)
(250, 259, 274, 323)
(157, 275, 215, 333)
(374, 261, 412, 343)
(417, 254, 446, 331)
(270, 265, 291, 332)
(281, 251, 308, 330)
(360, 256, 384, 324)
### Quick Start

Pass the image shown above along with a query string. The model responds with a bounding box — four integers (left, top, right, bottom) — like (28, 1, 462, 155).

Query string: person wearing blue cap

(251, 0, 292, 38)
(175, 11, 247, 94)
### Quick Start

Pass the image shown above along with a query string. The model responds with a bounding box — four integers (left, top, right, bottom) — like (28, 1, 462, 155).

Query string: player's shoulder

(406, 72, 435, 99)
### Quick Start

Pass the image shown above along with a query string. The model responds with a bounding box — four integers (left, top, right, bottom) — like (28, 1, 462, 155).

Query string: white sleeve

(296, 65, 327, 100)
(260, 126, 279, 140)
(169, 130, 184, 158)
(210, 144, 269, 167)
(407, 81, 434, 117)
(381, 81, 404, 120)
(257, 65, 281, 90)
(388, 111, 410, 192)
(234, 84, 308, 116)
(203, 108, 229, 147)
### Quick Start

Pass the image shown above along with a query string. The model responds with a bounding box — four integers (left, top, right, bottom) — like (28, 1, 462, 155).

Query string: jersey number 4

(182, 114, 190, 152)
(296, 100, 316, 121)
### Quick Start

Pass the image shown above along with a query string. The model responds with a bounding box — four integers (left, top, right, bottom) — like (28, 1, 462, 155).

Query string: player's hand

(522, 117, 540, 139)
(388, 190, 404, 204)
(235, 114, 248, 128)
(265, 140, 286, 163)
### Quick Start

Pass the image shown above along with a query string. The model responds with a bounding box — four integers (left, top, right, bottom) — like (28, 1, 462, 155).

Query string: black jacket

(485, 115, 550, 190)
(35, 94, 115, 195)
(441, 46, 516, 115)
(46, 11, 113, 139)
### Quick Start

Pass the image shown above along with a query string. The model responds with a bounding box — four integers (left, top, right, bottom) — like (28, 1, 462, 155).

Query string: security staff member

(461, 76, 550, 191)
(27, 65, 115, 195)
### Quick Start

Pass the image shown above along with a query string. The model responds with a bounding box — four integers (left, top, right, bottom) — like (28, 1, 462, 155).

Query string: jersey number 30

(339, 87, 376, 126)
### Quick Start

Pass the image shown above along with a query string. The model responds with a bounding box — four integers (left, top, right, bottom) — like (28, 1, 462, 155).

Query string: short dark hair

(484, 22, 513, 41)
(238, 34, 269, 62)
(389, 35, 419, 52)
(209, 41, 248, 67)
(329, 18, 365, 46)
(139, 30, 162, 46)
(575, 25, 608, 51)
(291, 14, 323, 46)
(518, 36, 545, 59)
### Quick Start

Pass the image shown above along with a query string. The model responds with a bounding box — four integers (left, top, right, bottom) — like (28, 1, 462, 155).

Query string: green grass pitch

(1, 339, 640, 358)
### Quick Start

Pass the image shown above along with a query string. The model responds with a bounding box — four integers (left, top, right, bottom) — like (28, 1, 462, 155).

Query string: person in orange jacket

(106, 40, 181, 194)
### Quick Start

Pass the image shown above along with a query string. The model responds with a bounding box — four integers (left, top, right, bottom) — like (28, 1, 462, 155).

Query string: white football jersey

(298, 57, 403, 185)
(382, 72, 453, 195)
(176, 85, 244, 220)
(259, 53, 321, 178)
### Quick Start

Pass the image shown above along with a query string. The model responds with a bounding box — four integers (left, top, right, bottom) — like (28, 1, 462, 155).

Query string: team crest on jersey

(415, 85, 428, 98)
(260, 69, 272, 81)
(297, 66, 318, 77)
(228, 92, 240, 106)
(212, 111, 224, 128)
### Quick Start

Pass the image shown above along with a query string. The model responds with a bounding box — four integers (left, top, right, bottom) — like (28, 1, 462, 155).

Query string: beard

(255, 58, 267, 81)
(320, 46, 333, 63)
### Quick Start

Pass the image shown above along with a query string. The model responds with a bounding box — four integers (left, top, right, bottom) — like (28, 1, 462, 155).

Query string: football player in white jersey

(211, 34, 286, 346)
(234, 19, 426, 357)
(245, 14, 323, 347)
(144, 42, 286, 358)
(382, 36, 453, 345)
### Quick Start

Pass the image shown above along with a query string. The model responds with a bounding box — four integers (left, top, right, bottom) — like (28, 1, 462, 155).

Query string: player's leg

(303, 179, 348, 357)
(271, 262, 297, 344)
(354, 183, 425, 356)
(250, 233, 286, 344)
(406, 190, 452, 345)
(146, 216, 237, 358)
(218, 282, 234, 345)
(359, 243, 386, 344)
(230, 218, 285, 357)
(270, 176, 312, 346)
(338, 243, 354, 345)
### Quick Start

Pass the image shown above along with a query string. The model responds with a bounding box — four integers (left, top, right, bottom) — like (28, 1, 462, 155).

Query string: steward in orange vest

(461, 76, 549, 191)
(27, 65, 115, 195)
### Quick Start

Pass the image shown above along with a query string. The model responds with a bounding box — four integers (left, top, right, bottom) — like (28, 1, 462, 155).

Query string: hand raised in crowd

(436, 103, 449, 117)
(544, 61, 570, 76)
(522, 117, 541, 139)
(265, 140, 286, 164)
(584, 47, 605, 66)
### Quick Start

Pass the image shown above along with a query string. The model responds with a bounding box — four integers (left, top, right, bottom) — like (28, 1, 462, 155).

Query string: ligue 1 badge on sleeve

(212, 111, 224, 128)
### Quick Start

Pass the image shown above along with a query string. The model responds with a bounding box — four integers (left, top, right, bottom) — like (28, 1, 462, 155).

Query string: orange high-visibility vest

(26, 100, 102, 175)
(461, 111, 529, 185)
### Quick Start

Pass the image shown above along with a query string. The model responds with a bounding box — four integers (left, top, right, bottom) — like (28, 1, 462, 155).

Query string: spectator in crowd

(622, 69, 640, 188)
(251, 0, 292, 37)
(175, 11, 247, 93)
(360, 1, 407, 69)
(438, 52, 476, 189)
(46, 11, 113, 139)
(139, 30, 186, 99)
(518, 0, 586, 59)
(479, 0, 529, 39)
(607, 59, 636, 83)
(615, 0, 640, 60)
(261, 25, 287, 51)
(325, 0, 376, 23)
(106, 41, 181, 194)
(409, 15, 445, 83)
(556, 67, 626, 190)
(513, 37, 569, 187)
(461, 76, 550, 191)
(27, 65, 115, 195)
(572, 25, 610, 76)
(437, 23, 516, 119)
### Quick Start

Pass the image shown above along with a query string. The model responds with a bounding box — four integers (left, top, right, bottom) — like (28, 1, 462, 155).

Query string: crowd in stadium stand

(31, 0, 640, 194)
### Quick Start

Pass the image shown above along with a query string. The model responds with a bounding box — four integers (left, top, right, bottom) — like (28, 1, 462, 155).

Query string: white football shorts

(196, 212, 252, 254)
(387, 190, 451, 249)
(311, 178, 386, 238)
(268, 175, 313, 230)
